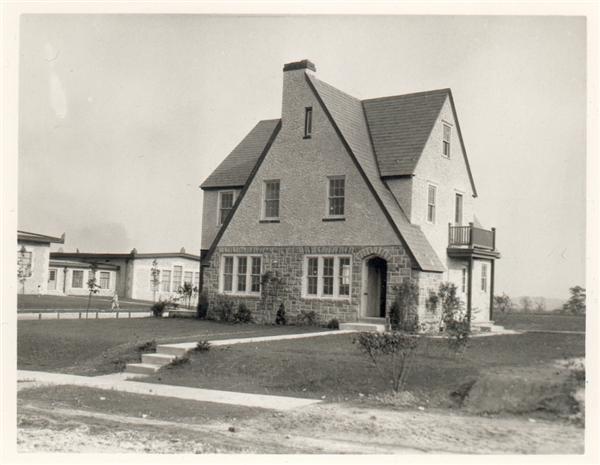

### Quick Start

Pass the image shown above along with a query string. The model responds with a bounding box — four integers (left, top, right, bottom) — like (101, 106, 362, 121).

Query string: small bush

(296, 309, 318, 326)
(194, 340, 211, 352)
(137, 340, 157, 353)
(197, 290, 209, 319)
(209, 299, 236, 322)
(233, 303, 253, 323)
(275, 303, 287, 325)
(439, 282, 470, 352)
(326, 318, 340, 330)
(167, 355, 190, 368)
(390, 280, 420, 332)
(151, 300, 168, 318)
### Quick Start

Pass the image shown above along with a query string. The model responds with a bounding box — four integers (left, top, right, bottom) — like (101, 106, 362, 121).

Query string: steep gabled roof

(307, 75, 445, 272)
(200, 119, 281, 189)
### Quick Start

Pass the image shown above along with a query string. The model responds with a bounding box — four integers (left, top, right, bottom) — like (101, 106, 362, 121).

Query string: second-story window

(218, 191, 235, 226)
(443, 123, 451, 157)
(328, 176, 345, 217)
(427, 184, 437, 223)
(263, 180, 280, 219)
(304, 107, 313, 138)
(455, 193, 463, 225)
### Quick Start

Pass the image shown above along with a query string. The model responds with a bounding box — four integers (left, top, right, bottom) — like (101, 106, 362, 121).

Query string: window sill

(303, 135, 312, 140)
(220, 291, 262, 298)
(301, 295, 352, 302)
(322, 217, 345, 222)
(259, 219, 280, 224)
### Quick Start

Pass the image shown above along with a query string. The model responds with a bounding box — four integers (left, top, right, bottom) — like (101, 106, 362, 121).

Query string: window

(461, 268, 466, 293)
(220, 255, 261, 295)
(328, 176, 345, 217)
(17, 249, 32, 278)
(223, 257, 234, 292)
(172, 266, 183, 291)
(72, 270, 84, 288)
(218, 191, 235, 226)
(184, 271, 193, 285)
(304, 107, 313, 138)
(161, 270, 171, 292)
(194, 272, 200, 288)
(443, 123, 451, 157)
(481, 263, 488, 292)
(455, 193, 463, 225)
(99, 272, 110, 289)
(263, 180, 280, 219)
(303, 255, 352, 299)
(237, 257, 247, 292)
(48, 269, 57, 290)
(427, 184, 437, 223)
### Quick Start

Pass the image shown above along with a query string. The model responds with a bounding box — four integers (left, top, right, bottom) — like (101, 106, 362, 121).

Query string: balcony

(447, 223, 500, 259)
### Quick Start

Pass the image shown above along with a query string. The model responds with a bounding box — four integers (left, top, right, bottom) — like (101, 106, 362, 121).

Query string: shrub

(209, 299, 235, 322)
(233, 303, 253, 323)
(167, 355, 190, 368)
(353, 331, 419, 393)
(137, 340, 157, 353)
(197, 290, 209, 319)
(275, 303, 287, 325)
(194, 340, 211, 352)
(296, 309, 318, 326)
(438, 282, 470, 352)
(425, 290, 439, 314)
(390, 280, 419, 332)
(326, 318, 340, 330)
(151, 300, 168, 318)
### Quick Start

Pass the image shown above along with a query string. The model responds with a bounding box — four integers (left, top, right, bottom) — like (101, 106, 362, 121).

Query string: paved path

(17, 370, 321, 411)
(18, 311, 155, 320)
(524, 329, 585, 335)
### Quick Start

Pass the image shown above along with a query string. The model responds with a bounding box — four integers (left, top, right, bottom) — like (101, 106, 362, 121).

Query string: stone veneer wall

(203, 245, 420, 324)
(412, 270, 444, 329)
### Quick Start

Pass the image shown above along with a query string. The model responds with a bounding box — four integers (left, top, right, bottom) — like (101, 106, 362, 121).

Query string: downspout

(467, 257, 473, 329)
(489, 259, 495, 322)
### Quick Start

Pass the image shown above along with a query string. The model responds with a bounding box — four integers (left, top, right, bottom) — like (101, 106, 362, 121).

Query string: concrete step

(156, 344, 192, 357)
(125, 363, 161, 375)
(472, 321, 506, 333)
(141, 353, 175, 365)
(339, 322, 385, 333)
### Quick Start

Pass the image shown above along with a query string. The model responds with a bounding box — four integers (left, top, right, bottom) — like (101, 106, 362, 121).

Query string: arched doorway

(361, 256, 388, 318)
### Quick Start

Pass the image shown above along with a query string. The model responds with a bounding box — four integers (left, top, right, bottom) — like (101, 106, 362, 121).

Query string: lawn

(142, 331, 585, 406)
(17, 319, 323, 375)
(17, 294, 153, 312)
(494, 312, 585, 332)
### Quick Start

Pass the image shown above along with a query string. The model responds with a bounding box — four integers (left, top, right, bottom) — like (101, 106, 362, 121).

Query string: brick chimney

(281, 59, 316, 130)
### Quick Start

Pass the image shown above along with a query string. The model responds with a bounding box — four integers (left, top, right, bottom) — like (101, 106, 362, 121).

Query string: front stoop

(125, 363, 162, 375)
(472, 321, 509, 333)
(125, 345, 192, 375)
(339, 322, 385, 332)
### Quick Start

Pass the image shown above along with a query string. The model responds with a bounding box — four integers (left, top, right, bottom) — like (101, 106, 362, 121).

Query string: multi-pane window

(161, 270, 171, 292)
(443, 123, 451, 157)
(237, 257, 247, 292)
(194, 272, 200, 288)
(307, 257, 318, 296)
(173, 266, 183, 292)
(427, 184, 437, 223)
(17, 249, 32, 277)
(72, 270, 84, 288)
(251, 257, 261, 293)
(184, 271, 193, 285)
(223, 257, 234, 292)
(304, 107, 313, 138)
(328, 176, 345, 217)
(263, 180, 280, 219)
(303, 256, 352, 299)
(455, 193, 463, 225)
(221, 255, 261, 295)
(218, 191, 235, 226)
(461, 268, 466, 293)
(338, 257, 351, 296)
(481, 263, 488, 292)
(99, 271, 110, 289)
(48, 269, 57, 290)
(322, 257, 334, 296)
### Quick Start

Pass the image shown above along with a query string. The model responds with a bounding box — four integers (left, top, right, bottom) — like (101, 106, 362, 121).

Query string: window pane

(219, 191, 234, 225)
(455, 194, 463, 224)
(328, 177, 345, 216)
(223, 256, 233, 292)
(338, 257, 351, 296)
(264, 181, 280, 218)
(323, 257, 334, 295)
(72, 270, 84, 288)
(173, 266, 183, 291)
(237, 257, 247, 292)
(251, 257, 261, 292)
(194, 272, 200, 288)
(161, 270, 171, 292)
(427, 185, 436, 222)
(307, 257, 318, 295)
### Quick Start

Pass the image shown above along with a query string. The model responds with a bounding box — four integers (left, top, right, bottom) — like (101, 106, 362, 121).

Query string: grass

(17, 318, 324, 375)
(142, 332, 585, 406)
(494, 312, 585, 332)
(17, 294, 153, 312)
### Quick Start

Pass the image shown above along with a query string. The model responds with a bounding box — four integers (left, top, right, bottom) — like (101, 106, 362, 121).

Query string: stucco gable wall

(201, 188, 242, 250)
(412, 97, 476, 273)
(219, 70, 400, 248)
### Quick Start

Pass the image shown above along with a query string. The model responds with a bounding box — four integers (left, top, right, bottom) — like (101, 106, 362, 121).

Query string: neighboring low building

(50, 249, 201, 301)
(17, 230, 65, 295)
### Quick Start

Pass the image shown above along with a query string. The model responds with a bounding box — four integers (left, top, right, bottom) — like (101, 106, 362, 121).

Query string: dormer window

(442, 123, 451, 157)
(304, 107, 313, 138)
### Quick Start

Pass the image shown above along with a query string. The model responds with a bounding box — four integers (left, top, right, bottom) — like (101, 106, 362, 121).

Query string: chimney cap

(283, 59, 316, 72)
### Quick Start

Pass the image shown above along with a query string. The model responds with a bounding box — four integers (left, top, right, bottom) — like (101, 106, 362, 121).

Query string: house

(17, 230, 65, 295)
(50, 249, 201, 302)
(199, 59, 500, 326)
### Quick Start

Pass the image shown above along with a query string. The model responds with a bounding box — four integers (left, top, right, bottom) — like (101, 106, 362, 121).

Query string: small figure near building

(111, 292, 120, 310)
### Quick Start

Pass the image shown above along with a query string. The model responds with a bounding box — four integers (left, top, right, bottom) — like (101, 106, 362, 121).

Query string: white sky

(18, 15, 586, 300)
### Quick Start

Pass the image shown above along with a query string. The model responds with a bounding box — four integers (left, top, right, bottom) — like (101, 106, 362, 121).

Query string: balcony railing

(448, 223, 496, 250)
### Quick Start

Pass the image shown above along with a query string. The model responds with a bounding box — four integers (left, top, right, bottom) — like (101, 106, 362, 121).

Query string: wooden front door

(365, 257, 387, 318)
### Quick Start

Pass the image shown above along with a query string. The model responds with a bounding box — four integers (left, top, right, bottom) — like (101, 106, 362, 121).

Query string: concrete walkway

(17, 370, 321, 411)
(18, 311, 154, 320)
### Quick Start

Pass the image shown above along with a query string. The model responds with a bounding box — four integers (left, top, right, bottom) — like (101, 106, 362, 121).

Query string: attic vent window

(442, 123, 451, 157)
(304, 107, 313, 138)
